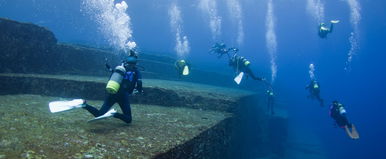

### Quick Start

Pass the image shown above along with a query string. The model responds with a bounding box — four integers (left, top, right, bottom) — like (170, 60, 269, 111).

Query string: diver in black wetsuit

(329, 101, 359, 139)
(209, 42, 238, 59)
(83, 52, 143, 123)
(266, 89, 275, 115)
(175, 59, 190, 78)
(229, 54, 264, 81)
(318, 20, 339, 38)
(305, 80, 324, 106)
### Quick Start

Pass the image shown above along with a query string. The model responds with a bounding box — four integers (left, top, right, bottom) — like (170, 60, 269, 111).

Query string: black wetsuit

(175, 61, 190, 78)
(306, 81, 324, 106)
(330, 104, 352, 128)
(210, 43, 228, 58)
(318, 23, 333, 38)
(210, 43, 239, 59)
(83, 67, 143, 123)
(267, 91, 275, 115)
(229, 55, 263, 81)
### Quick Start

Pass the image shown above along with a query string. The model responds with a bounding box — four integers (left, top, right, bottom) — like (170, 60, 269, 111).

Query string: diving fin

(49, 99, 85, 113)
(234, 72, 244, 85)
(350, 124, 360, 139)
(330, 20, 340, 24)
(182, 65, 189, 76)
(88, 109, 117, 122)
(345, 124, 360, 140)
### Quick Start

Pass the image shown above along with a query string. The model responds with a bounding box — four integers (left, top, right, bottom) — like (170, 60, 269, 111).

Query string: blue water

(1, 0, 385, 158)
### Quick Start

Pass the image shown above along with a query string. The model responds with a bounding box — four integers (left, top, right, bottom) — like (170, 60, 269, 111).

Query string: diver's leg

(344, 125, 355, 139)
(83, 94, 116, 117)
(350, 124, 360, 139)
(316, 95, 324, 106)
(245, 67, 261, 81)
(329, 23, 334, 33)
(267, 100, 270, 110)
(344, 124, 359, 139)
(269, 100, 274, 115)
(340, 116, 352, 137)
(176, 68, 182, 79)
(114, 93, 132, 123)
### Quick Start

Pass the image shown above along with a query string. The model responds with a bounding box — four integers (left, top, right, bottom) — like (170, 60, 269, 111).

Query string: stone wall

(0, 18, 237, 88)
(0, 18, 57, 73)
(0, 74, 240, 113)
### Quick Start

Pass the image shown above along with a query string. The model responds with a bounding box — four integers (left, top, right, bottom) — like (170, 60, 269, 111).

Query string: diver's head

(123, 56, 137, 71)
(332, 100, 339, 106)
(128, 49, 138, 58)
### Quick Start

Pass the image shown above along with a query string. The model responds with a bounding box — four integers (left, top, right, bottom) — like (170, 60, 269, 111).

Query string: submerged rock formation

(0, 18, 288, 158)
(0, 17, 239, 88)
(0, 18, 57, 73)
(0, 73, 287, 158)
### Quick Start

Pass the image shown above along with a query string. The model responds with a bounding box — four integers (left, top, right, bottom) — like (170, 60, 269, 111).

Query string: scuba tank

(313, 83, 319, 89)
(106, 65, 126, 94)
(338, 104, 346, 114)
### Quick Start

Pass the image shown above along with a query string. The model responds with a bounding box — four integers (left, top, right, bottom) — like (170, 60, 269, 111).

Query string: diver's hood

(125, 56, 138, 64)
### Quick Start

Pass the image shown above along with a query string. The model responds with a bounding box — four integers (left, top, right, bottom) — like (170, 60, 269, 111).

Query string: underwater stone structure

(0, 74, 242, 112)
(0, 17, 237, 88)
(0, 73, 287, 158)
(0, 18, 57, 73)
(0, 18, 288, 158)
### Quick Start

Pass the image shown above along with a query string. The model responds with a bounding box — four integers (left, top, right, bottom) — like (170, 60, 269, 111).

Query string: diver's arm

(105, 63, 113, 72)
(135, 70, 144, 94)
(305, 84, 311, 89)
(174, 61, 178, 68)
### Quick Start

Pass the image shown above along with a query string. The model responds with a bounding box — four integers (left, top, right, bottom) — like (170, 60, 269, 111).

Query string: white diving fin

(49, 99, 85, 113)
(88, 109, 117, 122)
(234, 72, 244, 85)
(330, 20, 340, 24)
(182, 65, 190, 76)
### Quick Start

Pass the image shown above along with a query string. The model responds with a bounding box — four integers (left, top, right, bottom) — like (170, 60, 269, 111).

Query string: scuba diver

(266, 89, 275, 115)
(305, 80, 324, 106)
(318, 20, 340, 38)
(209, 42, 239, 59)
(229, 53, 265, 84)
(175, 59, 190, 78)
(329, 101, 360, 140)
(82, 50, 144, 123)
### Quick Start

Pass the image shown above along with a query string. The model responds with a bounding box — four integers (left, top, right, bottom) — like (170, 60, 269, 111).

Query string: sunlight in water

(309, 63, 315, 80)
(345, 0, 361, 71)
(198, 0, 222, 41)
(266, 0, 278, 83)
(169, 3, 190, 59)
(82, 0, 136, 52)
(306, 0, 325, 23)
(226, 0, 244, 46)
